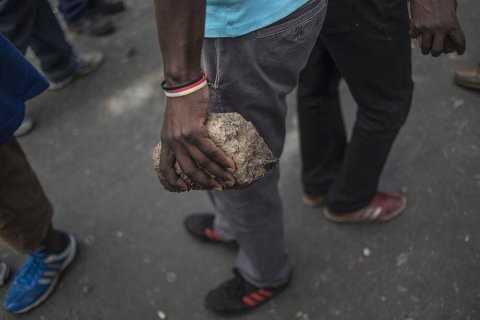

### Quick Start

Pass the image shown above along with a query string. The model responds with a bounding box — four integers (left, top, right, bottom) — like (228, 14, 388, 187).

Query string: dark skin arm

(153, 0, 236, 192)
(410, 0, 466, 57)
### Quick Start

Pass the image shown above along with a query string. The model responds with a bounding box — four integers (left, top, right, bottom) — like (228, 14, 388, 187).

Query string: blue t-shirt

(0, 34, 48, 144)
(205, 0, 309, 38)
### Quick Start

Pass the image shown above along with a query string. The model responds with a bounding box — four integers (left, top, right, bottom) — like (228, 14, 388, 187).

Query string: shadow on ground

(1, 0, 479, 319)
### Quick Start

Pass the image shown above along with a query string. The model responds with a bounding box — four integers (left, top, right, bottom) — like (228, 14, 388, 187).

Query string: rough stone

(152, 112, 277, 191)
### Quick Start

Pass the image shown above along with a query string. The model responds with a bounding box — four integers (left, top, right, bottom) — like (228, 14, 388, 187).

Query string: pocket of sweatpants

(254, 0, 327, 39)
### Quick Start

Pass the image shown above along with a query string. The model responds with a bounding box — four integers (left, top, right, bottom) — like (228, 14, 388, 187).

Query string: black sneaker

(184, 213, 237, 248)
(205, 270, 290, 315)
(67, 11, 115, 37)
(90, 0, 126, 15)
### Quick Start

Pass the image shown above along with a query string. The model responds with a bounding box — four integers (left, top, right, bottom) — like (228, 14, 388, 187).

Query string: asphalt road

(1, 0, 479, 319)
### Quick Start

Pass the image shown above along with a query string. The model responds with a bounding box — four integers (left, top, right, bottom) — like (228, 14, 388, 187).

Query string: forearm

(153, 0, 206, 86)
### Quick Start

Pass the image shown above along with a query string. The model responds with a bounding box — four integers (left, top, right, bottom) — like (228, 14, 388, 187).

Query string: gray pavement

(2, 0, 480, 319)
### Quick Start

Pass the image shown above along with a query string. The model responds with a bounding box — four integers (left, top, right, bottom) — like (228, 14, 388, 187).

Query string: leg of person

(29, 0, 105, 89)
(297, 37, 346, 207)
(194, 0, 327, 315)
(0, 138, 77, 314)
(0, 0, 35, 53)
(58, 0, 115, 37)
(322, 0, 413, 221)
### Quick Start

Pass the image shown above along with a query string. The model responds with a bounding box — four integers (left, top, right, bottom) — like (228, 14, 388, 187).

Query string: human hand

(158, 86, 236, 192)
(410, 0, 466, 57)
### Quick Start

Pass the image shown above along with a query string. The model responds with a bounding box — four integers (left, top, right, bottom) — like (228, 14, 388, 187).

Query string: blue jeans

(58, 0, 88, 23)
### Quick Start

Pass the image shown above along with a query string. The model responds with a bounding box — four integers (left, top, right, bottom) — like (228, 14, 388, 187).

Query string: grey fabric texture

(202, 0, 327, 287)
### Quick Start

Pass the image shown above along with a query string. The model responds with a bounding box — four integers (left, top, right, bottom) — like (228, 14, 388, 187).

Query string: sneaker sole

(48, 76, 74, 91)
(12, 235, 78, 314)
(13, 119, 35, 137)
(323, 196, 407, 224)
(454, 76, 480, 91)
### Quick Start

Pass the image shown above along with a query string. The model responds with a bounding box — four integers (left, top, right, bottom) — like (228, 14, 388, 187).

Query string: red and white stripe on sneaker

(241, 289, 273, 307)
(203, 228, 221, 241)
(323, 192, 407, 223)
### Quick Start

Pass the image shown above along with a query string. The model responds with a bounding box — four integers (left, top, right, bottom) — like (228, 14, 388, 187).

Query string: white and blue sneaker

(3, 233, 77, 314)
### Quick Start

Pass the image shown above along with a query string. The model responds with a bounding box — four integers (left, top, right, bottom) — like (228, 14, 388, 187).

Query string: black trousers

(297, 0, 414, 213)
(0, 0, 76, 82)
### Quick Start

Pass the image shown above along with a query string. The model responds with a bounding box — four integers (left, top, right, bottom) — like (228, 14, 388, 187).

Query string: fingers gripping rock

(152, 113, 277, 191)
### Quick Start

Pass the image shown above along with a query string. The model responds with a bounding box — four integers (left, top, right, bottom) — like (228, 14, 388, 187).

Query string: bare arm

(410, 0, 466, 57)
(154, 0, 204, 84)
(153, 0, 236, 192)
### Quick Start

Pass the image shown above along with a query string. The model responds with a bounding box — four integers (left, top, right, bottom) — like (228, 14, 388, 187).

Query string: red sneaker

(323, 192, 407, 223)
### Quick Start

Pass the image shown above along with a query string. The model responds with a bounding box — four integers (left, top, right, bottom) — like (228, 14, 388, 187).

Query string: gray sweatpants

(203, 0, 327, 288)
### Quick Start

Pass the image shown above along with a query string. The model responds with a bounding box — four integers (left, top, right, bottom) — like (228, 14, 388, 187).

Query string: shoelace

(15, 251, 47, 287)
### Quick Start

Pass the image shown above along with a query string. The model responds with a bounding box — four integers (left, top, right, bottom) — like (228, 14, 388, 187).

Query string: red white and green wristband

(161, 72, 208, 98)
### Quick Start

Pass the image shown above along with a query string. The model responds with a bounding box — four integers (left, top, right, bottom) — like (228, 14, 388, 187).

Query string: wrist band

(161, 73, 208, 98)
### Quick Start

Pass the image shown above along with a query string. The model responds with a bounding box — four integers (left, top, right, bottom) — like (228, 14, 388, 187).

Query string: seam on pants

(211, 38, 221, 89)
(210, 38, 224, 113)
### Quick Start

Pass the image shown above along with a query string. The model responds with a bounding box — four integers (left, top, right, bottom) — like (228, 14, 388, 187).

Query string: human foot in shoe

(49, 52, 104, 91)
(3, 232, 77, 314)
(184, 213, 237, 248)
(205, 270, 289, 315)
(323, 192, 407, 223)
